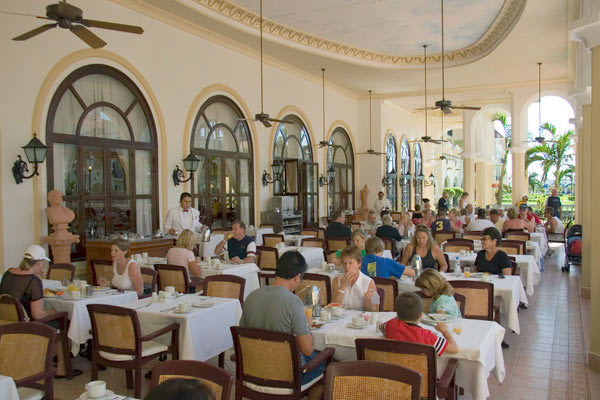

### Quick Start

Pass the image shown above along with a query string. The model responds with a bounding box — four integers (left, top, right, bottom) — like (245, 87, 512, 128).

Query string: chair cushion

(17, 387, 44, 400)
(99, 340, 168, 361)
(242, 374, 323, 395)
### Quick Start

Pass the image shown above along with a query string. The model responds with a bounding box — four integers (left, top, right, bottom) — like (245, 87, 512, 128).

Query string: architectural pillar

(508, 88, 536, 205)
(581, 104, 592, 298)
(461, 110, 478, 202)
(463, 158, 475, 202)
(475, 161, 489, 207)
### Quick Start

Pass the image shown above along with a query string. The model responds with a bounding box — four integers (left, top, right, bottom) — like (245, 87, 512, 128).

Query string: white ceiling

(134, 0, 573, 112)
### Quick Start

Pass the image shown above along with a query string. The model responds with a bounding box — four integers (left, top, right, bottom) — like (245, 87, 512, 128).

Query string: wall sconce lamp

(381, 168, 397, 186)
(262, 162, 284, 187)
(401, 172, 413, 185)
(419, 172, 436, 187)
(172, 153, 200, 185)
(12, 133, 49, 184)
(319, 165, 336, 187)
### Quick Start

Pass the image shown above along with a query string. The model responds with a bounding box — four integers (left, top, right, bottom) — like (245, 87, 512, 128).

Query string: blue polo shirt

(361, 254, 406, 278)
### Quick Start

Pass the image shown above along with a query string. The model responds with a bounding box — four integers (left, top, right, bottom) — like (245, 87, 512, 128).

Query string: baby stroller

(563, 224, 582, 272)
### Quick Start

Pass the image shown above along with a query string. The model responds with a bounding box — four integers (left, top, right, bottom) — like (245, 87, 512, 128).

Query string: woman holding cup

(331, 246, 378, 312)
(99, 239, 144, 296)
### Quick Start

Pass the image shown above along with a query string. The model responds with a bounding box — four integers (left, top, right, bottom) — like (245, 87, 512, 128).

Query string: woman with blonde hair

(167, 229, 202, 281)
(501, 207, 527, 233)
(329, 229, 368, 265)
(415, 269, 461, 316)
(400, 225, 447, 271)
(99, 239, 144, 296)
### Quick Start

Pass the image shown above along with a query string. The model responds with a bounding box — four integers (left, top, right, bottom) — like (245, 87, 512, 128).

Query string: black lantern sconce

(418, 172, 436, 187)
(172, 153, 200, 185)
(381, 168, 397, 186)
(401, 171, 413, 185)
(319, 165, 336, 187)
(262, 162, 284, 187)
(12, 133, 49, 184)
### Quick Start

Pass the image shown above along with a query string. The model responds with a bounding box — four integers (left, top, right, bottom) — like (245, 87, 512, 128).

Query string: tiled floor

(55, 243, 598, 399)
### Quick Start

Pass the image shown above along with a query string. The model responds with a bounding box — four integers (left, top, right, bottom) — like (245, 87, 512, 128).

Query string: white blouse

(112, 259, 138, 291)
(342, 272, 375, 311)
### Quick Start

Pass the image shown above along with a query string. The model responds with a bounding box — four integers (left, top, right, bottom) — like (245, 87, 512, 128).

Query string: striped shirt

(383, 318, 448, 356)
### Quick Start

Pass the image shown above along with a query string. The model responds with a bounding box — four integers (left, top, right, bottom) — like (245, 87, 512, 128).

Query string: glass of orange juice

(304, 306, 313, 321)
(463, 266, 471, 278)
(453, 317, 462, 335)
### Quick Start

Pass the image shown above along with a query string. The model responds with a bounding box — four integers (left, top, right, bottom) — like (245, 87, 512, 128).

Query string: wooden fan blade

(268, 118, 293, 124)
(452, 106, 482, 111)
(414, 107, 439, 112)
(70, 25, 106, 48)
(261, 119, 272, 128)
(0, 11, 48, 19)
(12, 23, 57, 41)
(82, 19, 144, 34)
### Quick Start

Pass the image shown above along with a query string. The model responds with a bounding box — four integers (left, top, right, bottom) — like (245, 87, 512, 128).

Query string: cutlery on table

(134, 301, 152, 310)
(160, 306, 177, 313)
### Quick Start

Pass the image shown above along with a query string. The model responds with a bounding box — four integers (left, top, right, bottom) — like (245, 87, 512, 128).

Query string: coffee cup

(320, 310, 331, 321)
(71, 290, 81, 300)
(178, 302, 191, 312)
(352, 316, 366, 327)
(152, 292, 158, 302)
(331, 307, 343, 317)
(482, 273, 491, 282)
(165, 286, 175, 294)
(320, 261, 327, 269)
(326, 263, 336, 273)
(85, 380, 106, 398)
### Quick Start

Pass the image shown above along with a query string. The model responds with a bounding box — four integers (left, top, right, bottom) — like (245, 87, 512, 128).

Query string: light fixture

(319, 165, 336, 187)
(422, 172, 436, 187)
(382, 168, 397, 186)
(401, 172, 413, 184)
(12, 133, 49, 184)
(172, 153, 200, 185)
(262, 162, 284, 187)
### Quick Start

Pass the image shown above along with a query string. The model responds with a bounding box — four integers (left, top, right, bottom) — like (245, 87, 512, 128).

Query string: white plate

(193, 302, 215, 308)
(346, 323, 368, 329)
(93, 286, 112, 292)
(78, 390, 114, 400)
(421, 314, 454, 326)
(174, 309, 193, 314)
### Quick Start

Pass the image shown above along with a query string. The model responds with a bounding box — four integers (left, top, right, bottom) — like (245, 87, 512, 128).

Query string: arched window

(273, 115, 318, 225)
(400, 138, 411, 210)
(326, 127, 354, 215)
(384, 134, 397, 209)
(190, 95, 253, 228)
(47, 64, 158, 260)
(414, 142, 423, 206)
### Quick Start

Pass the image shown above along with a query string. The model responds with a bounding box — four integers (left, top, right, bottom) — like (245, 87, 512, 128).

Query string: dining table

(0, 374, 19, 400)
(42, 279, 61, 290)
(44, 289, 139, 354)
(122, 294, 242, 361)
(311, 309, 505, 400)
(199, 227, 274, 258)
(283, 234, 316, 247)
(279, 246, 325, 269)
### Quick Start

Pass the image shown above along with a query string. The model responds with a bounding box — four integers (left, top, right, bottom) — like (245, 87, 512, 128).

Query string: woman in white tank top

(100, 239, 144, 296)
(331, 247, 378, 311)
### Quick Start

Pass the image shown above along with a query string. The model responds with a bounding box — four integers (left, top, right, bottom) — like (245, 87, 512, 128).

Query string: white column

(461, 110, 478, 200)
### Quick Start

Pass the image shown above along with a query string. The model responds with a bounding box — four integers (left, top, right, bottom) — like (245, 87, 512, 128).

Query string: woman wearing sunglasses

(475, 227, 512, 275)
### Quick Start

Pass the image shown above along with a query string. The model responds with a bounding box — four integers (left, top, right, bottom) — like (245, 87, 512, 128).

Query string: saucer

(330, 313, 344, 320)
(174, 309, 193, 314)
(347, 323, 368, 329)
(78, 390, 114, 400)
(193, 302, 215, 308)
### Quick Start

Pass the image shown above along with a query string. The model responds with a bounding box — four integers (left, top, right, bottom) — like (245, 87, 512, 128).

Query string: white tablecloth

(200, 262, 260, 299)
(201, 233, 225, 259)
(311, 310, 505, 400)
(122, 295, 242, 360)
(465, 239, 542, 265)
(284, 234, 314, 247)
(382, 250, 393, 259)
(281, 247, 324, 269)
(0, 375, 19, 400)
(42, 279, 61, 290)
(44, 290, 138, 351)
(249, 227, 274, 246)
(530, 231, 549, 255)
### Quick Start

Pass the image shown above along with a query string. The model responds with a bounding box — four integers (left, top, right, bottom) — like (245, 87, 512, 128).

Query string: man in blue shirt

(361, 237, 415, 279)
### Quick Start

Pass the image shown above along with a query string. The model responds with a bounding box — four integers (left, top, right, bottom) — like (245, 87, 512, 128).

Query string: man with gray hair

(375, 215, 403, 255)
(361, 209, 382, 235)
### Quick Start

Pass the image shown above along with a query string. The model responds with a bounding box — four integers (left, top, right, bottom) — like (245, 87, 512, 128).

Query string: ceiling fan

(239, 0, 292, 128)
(411, 45, 449, 145)
(522, 62, 557, 144)
(357, 90, 386, 156)
(2, 0, 143, 49)
(316, 68, 334, 148)
(428, 113, 460, 162)
(415, 0, 481, 115)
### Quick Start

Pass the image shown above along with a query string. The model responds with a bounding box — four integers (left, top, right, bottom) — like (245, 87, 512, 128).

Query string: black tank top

(411, 247, 438, 270)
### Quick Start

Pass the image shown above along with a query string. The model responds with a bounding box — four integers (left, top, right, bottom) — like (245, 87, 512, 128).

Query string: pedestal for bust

(43, 223, 80, 264)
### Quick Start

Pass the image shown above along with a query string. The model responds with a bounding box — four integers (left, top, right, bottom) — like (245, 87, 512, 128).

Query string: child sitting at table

(415, 269, 462, 317)
(378, 292, 458, 355)
(361, 237, 415, 279)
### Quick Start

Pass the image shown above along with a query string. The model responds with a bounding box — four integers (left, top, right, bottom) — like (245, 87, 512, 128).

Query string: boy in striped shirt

(378, 292, 458, 356)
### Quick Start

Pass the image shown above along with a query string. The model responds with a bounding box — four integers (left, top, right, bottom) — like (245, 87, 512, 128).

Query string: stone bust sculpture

(46, 190, 75, 227)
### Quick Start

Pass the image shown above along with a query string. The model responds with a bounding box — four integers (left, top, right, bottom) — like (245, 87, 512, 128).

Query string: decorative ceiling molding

(189, 0, 526, 68)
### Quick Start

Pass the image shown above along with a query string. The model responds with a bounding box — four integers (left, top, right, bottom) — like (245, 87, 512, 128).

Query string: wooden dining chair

(46, 263, 76, 282)
(318, 227, 326, 239)
(497, 242, 521, 255)
(230, 326, 335, 400)
(380, 237, 395, 253)
(376, 287, 386, 312)
(90, 259, 114, 286)
(300, 228, 319, 237)
(294, 273, 332, 306)
(155, 264, 194, 293)
(0, 294, 74, 380)
(256, 246, 279, 286)
(259, 223, 275, 229)
(501, 239, 526, 255)
(391, 212, 402, 223)
(0, 322, 57, 400)
(443, 238, 474, 253)
(150, 360, 234, 400)
(351, 222, 362, 231)
(323, 360, 422, 400)
(356, 338, 458, 400)
(433, 231, 455, 246)
(504, 230, 530, 241)
(443, 253, 451, 272)
(204, 275, 246, 306)
(448, 281, 494, 321)
(87, 304, 179, 399)
(508, 257, 518, 276)
(371, 277, 399, 312)
(140, 268, 158, 298)
(461, 231, 482, 241)
(301, 237, 325, 249)
(262, 234, 285, 247)
(326, 237, 349, 251)
(416, 291, 466, 317)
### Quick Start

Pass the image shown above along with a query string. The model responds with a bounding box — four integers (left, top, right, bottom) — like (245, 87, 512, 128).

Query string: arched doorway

(326, 127, 355, 215)
(399, 138, 411, 210)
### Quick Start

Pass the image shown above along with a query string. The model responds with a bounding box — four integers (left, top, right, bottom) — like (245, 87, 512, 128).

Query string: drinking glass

(463, 266, 471, 278)
(453, 317, 462, 335)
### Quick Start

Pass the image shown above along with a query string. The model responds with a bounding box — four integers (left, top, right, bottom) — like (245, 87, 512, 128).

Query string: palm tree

(525, 123, 574, 190)
(528, 171, 542, 193)
(490, 112, 511, 205)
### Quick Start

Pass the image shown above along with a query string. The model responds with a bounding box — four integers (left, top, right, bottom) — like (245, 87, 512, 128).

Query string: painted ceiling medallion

(190, 0, 526, 68)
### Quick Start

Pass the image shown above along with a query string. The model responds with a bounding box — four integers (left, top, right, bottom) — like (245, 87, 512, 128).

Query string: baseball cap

(519, 204, 528, 210)
(23, 244, 51, 261)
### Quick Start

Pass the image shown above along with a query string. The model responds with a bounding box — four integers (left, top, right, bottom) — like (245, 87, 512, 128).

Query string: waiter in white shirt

(373, 191, 392, 215)
(164, 192, 203, 235)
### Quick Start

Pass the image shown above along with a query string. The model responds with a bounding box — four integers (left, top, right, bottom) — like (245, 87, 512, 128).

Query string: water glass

(464, 266, 471, 278)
